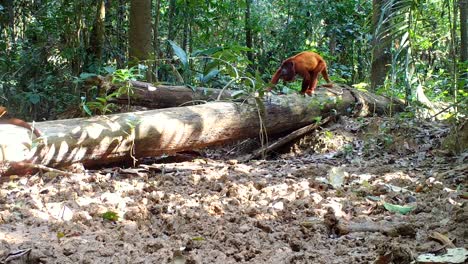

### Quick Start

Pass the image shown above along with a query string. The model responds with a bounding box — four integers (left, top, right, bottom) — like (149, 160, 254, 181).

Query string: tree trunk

(129, 0, 153, 81)
(88, 0, 106, 67)
(245, 0, 253, 63)
(0, 0, 15, 44)
(0, 85, 405, 176)
(7, 0, 15, 44)
(182, 0, 189, 52)
(70, 2, 83, 76)
(153, 0, 162, 81)
(329, 32, 337, 57)
(166, 0, 176, 56)
(460, 0, 468, 71)
(114, 81, 234, 108)
(0, 0, 14, 98)
(371, 0, 392, 91)
(117, 0, 126, 68)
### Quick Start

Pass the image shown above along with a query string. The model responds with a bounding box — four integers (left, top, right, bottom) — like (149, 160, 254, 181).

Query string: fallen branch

(239, 116, 334, 162)
(336, 221, 416, 237)
(429, 232, 456, 248)
(324, 208, 416, 237)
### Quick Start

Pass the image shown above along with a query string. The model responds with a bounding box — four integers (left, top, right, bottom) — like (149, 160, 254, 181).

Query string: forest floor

(0, 116, 467, 264)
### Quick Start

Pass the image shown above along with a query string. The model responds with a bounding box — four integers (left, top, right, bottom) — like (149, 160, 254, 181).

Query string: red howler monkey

(0, 106, 42, 137)
(270, 51, 333, 95)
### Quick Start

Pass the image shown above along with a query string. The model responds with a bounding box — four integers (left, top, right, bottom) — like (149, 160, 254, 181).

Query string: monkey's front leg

(300, 76, 312, 95)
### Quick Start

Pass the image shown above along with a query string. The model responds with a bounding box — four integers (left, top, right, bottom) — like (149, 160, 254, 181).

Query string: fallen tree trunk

(81, 76, 232, 109)
(114, 81, 233, 108)
(0, 85, 405, 176)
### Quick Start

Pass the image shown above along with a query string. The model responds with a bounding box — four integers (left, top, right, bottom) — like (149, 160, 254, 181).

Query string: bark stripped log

(0, 85, 405, 176)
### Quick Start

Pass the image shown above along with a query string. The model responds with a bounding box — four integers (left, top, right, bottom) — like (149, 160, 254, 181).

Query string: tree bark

(116, 0, 126, 68)
(182, 0, 189, 52)
(83, 77, 234, 108)
(371, 0, 392, 91)
(245, 0, 253, 63)
(460, 0, 468, 65)
(88, 0, 106, 66)
(153, 0, 162, 81)
(0, 0, 15, 45)
(166, 0, 176, 56)
(0, 85, 405, 176)
(114, 81, 234, 108)
(129, 0, 153, 81)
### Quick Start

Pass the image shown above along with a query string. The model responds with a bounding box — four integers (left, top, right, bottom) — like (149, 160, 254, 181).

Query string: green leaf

(200, 69, 220, 83)
(79, 72, 97, 79)
(312, 116, 322, 123)
(28, 93, 40, 104)
(191, 47, 224, 57)
(168, 40, 188, 68)
(102, 211, 119, 221)
(231, 90, 245, 98)
(57, 232, 65, 239)
(103, 66, 116, 74)
(95, 97, 107, 103)
(383, 202, 415, 215)
(82, 104, 93, 116)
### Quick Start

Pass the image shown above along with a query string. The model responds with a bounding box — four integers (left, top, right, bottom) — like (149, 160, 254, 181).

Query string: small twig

(437, 163, 468, 178)
(226, 139, 251, 155)
(2, 248, 32, 263)
(178, 100, 208, 107)
(429, 232, 456, 248)
(430, 97, 467, 119)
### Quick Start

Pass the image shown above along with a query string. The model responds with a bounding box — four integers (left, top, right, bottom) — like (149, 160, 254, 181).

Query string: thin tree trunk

(88, 0, 106, 67)
(329, 32, 337, 57)
(459, 0, 468, 78)
(0, 0, 14, 98)
(0, 0, 15, 46)
(129, 0, 153, 81)
(153, 0, 161, 81)
(189, 20, 193, 54)
(71, 2, 83, 76)
(449, 0, 458, 99)
(166, 0, 176, 56)
(371, 0, 392, 91)
(117, 0, 126, 68)
(182, 0, 189, 52)
(7, 0, 15, 44)
(245, 0, 253, 63)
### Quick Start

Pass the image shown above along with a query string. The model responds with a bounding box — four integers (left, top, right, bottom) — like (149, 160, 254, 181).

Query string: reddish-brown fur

(271, 51, 333, 95)
(0, 107, 42, 137)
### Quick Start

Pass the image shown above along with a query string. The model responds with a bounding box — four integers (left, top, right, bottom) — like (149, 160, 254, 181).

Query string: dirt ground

(0, 116, 466, 264)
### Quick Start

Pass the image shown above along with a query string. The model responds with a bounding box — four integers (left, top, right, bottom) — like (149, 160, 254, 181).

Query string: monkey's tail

(321, 68, 334, 87)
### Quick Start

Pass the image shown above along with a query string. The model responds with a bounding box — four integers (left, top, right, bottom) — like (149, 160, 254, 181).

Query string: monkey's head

(281, 61, 296, 81)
